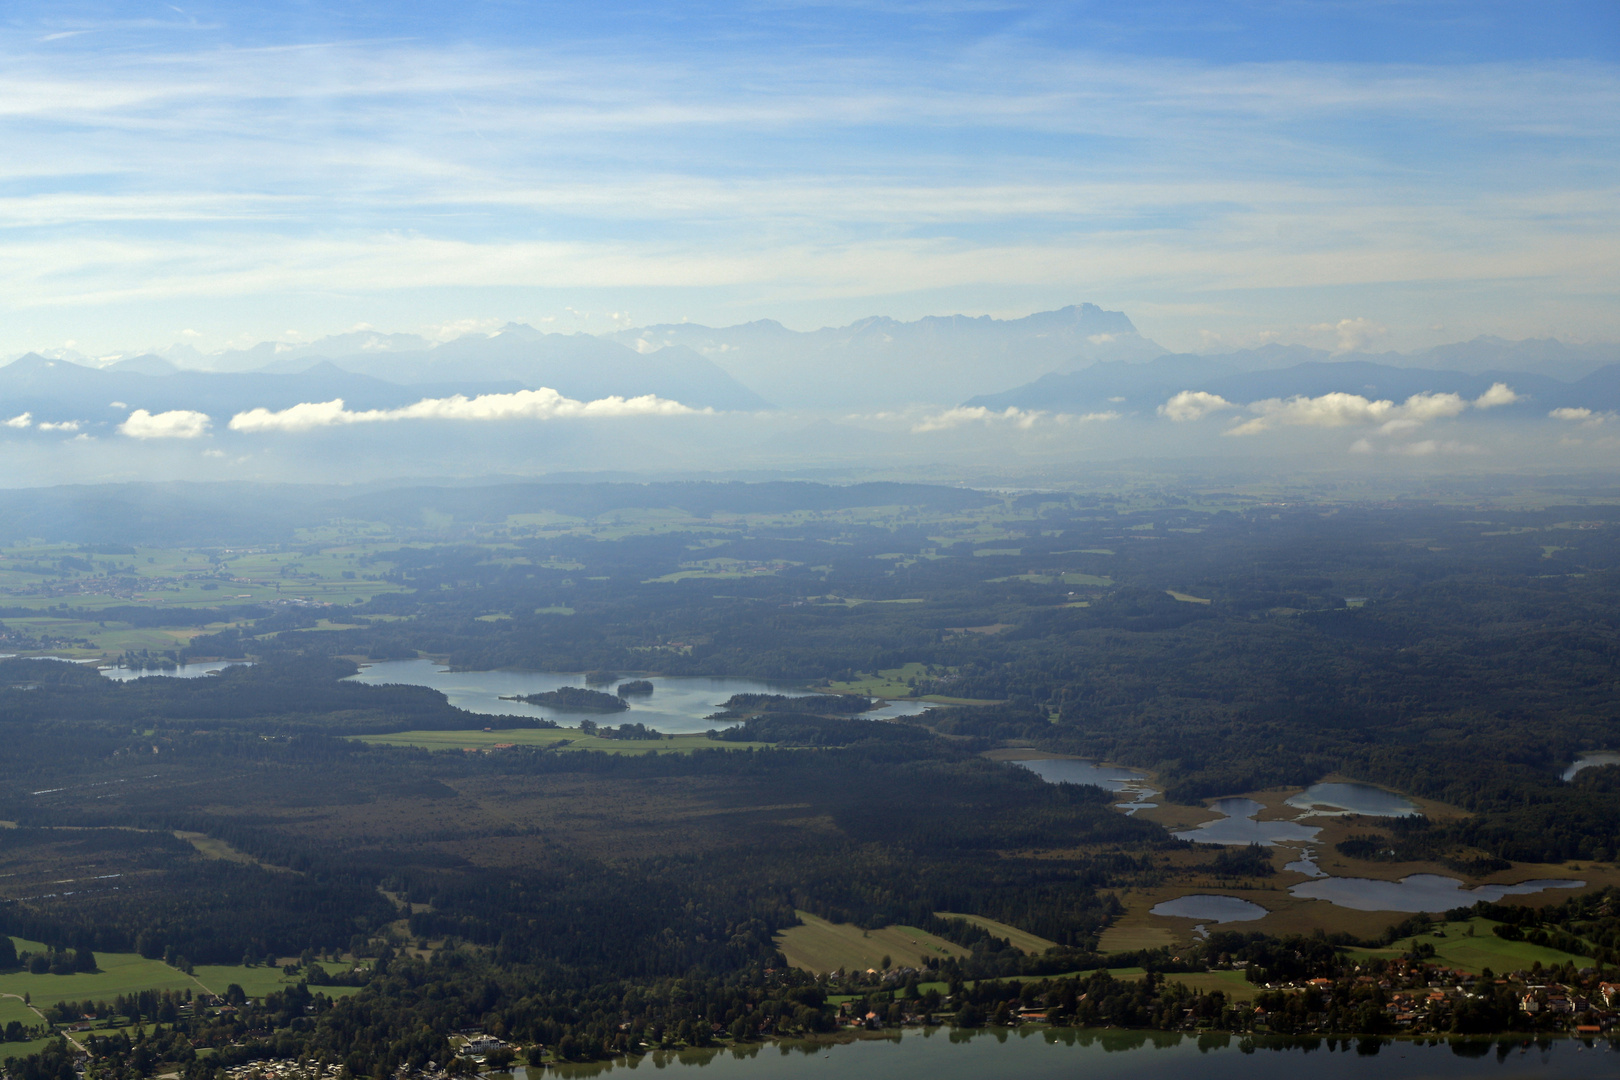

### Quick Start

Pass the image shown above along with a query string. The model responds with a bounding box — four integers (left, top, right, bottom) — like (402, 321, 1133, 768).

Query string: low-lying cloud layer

(1159, 384, 1518, 436)
(911, 406, 1118, 434)
(119, 409, 212, 439)
(228, 388, 706, 433)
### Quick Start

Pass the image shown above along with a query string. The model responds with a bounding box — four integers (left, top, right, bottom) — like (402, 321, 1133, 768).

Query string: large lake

(534, 1029, 1615, 1078)
(342, 660, 930, 734)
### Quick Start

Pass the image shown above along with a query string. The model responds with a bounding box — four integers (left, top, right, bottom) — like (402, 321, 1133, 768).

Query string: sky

(0, 0, 1616, 358)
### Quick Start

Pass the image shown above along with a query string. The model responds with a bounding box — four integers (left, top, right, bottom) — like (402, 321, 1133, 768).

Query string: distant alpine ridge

(2, 308, 1616, 426)
(966, 342, 1620, 416)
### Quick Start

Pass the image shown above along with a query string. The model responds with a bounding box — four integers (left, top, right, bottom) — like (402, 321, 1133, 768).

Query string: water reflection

(1284, 850, 1327, 878)
(1284, 782, 1418, 818)
(344, 660, 849, 734)
(1173, 798, 1322, 846)
(1290, 874, 1585, 912)
(537, 1028, 1611, 1078)
(99, 661, 251, 681)
(1011, 758, 1159, 814)
(1149, 895, 1268, 923)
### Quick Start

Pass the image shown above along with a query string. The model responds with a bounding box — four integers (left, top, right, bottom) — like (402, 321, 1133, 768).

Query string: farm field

(0, 1039, 58, 1063)
(0, 941, 361, 1007)
(774, 912, 965, 974)
(0, 949, 198, 1007)
(1343, 917, 1594, 974)
(1164, 971, 1256, 1001)
(935, 912, 1057, 955)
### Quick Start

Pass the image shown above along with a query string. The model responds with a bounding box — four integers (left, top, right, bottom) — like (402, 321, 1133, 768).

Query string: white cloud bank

(119, 409, 212, 439)
(228, 388, 706, 433)
(1160, 383, 1518, 436)
(911, 406, 1118, 434)
(1158, 391, 1235, 422)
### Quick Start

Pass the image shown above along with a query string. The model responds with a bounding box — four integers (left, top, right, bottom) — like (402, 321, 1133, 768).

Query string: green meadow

(0, 940, 362, 1010)
(1343, 917, 1594, 974)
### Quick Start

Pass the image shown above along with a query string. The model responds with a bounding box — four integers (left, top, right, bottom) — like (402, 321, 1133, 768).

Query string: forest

(1, 477, 1619, 1072)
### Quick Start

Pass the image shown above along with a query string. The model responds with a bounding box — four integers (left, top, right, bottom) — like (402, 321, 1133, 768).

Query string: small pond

(1173, 798, 1322, 846)
(1563, 751, 1620, 781)
(1284, 782, 1418, 818)
(1148, 895, 1268, 924)
(1290, 874, 1585, 913)
(98, 661, 251, 682)
(341, 660, 906, 735)
(1284, 850, 1327, 878)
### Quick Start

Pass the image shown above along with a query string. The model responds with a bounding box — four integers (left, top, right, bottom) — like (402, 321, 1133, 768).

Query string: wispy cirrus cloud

(227, 388, 706, 433)
(0, 11, 1613, 352)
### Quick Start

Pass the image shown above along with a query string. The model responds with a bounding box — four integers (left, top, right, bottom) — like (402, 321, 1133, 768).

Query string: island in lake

(502, 686, 630, 712)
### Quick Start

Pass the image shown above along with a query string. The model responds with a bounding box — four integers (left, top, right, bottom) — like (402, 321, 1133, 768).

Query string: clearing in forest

(774, 912, 963, 974)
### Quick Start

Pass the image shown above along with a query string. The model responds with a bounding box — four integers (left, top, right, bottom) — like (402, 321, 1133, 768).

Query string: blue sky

(0, 0, 1615, 356)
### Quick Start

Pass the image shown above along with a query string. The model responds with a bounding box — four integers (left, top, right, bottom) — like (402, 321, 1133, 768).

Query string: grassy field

(1343, 917, 1593, 974)
(353, 727, 772, 755)
(0, 941, 363, 1007)
(0, 1038, 59, 1063)
(823, 664, 996, 705)
(190, 962, 361, 999)
(935, 913, 1057, 955)
(775, 912, 966, 974)
(0, 950, 198, 1007)
(1097, 923, 1179, 953)
(1165, 970, 1255, 1001)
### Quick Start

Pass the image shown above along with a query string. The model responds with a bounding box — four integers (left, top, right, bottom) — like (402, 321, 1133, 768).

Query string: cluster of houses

(219, 1033, 521, 1080)
(1251, 963, 1620, 1035)
(222, 1061, 347, 1080)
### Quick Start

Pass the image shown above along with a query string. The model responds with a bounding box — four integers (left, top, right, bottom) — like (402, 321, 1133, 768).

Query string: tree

(0, 936, 16, 970)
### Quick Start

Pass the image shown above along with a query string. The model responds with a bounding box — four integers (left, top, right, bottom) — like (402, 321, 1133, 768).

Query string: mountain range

(602, 303, 1165, 409)
(966, 345, 1620, 416)
(3, 308, 1617, 429)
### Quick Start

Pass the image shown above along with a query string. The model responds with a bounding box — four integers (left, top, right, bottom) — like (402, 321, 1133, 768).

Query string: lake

(98, 661, 251, 681)
(1011, 758, 1159, 813)
(1149, 895, 1268, 924)
(1290, 874, 1586, 913)
(1285, 782, 1419, 818)
(1173, 798, 1323, 846)
(533, 1029, 1617, 1078)
(341, 660, 925, 734)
